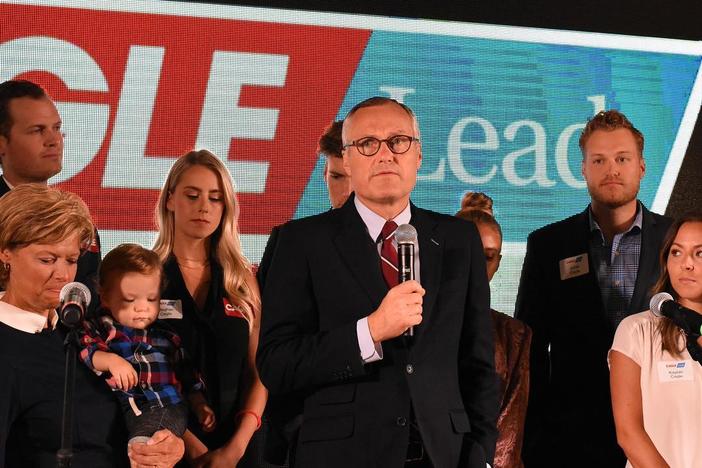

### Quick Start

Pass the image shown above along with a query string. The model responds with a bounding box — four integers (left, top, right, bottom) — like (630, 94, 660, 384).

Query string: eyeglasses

(342, 135, 419, 157)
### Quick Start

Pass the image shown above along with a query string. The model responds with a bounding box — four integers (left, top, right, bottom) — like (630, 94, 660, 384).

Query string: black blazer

(514, 204, 672, 467)
(256, 195, 498, 468)
(256, 225, 306, 466)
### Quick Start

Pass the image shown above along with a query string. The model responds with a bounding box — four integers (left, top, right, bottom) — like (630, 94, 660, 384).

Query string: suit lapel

(332, 197, 387, 307)
(629, 206, 660, 314)
(410, 204, 441, 335)
(574, 209, 608, 316)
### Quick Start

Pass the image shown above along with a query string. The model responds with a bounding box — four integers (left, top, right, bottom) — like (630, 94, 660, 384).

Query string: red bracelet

(236, 410, 262, 430)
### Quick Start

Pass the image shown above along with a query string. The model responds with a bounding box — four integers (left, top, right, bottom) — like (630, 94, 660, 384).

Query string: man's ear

(342, 152, 351, 175)
(0, 135, 7, 162)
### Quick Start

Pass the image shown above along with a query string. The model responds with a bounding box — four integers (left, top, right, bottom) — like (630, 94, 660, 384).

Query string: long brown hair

(153, 150, 259, 332)
(652, 212, 702, 357)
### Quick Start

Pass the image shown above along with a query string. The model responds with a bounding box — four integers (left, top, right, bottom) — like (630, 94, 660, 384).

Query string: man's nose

(45, 128, 63, 146)
(375, 141, 394, 162)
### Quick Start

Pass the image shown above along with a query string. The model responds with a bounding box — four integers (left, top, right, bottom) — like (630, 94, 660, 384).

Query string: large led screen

(2, 0, 701, 313)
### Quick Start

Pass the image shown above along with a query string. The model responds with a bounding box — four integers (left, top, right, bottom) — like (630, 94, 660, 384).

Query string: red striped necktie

(380, 220, 399, 288)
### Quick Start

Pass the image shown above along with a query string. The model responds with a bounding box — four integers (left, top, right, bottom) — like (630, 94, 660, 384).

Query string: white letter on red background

(0, 36, 110, 184)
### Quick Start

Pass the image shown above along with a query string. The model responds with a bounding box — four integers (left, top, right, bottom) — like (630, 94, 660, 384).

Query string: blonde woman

(154, 150, 266, 467)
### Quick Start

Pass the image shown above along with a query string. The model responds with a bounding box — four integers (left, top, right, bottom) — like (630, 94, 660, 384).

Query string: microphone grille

(59, 281, 92, 305)
(395, 224, 418, 244)
(650, 292, 673, 316)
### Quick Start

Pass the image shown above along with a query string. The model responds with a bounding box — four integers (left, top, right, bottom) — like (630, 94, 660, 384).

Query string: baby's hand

(197, 405, 216, 433)
(106, 355, 138, 390)
(189, 392, 216, 432)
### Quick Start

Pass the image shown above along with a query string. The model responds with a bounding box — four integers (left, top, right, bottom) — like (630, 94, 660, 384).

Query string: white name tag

(159, 299, 183, 320)
(559, 253, 589, 280)
(657, 360, 694, 382)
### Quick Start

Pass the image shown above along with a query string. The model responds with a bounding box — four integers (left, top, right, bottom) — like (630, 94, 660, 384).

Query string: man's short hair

(579, 109, 644, 158)
(0, 80, 48, 138)
(317, 120, 343, 159)
(342, 96, 420, 142)
(345, 96, 415, 121)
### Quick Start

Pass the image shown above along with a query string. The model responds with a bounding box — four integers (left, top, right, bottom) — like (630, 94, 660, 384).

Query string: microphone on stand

(650, 292, 702, 336)
(56, 281, 91, 468)
(396, 224, 418, 337)
(59, 282, 91, 327)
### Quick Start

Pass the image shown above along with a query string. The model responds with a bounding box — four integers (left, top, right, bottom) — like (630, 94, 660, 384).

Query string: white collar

(354, 197, 412, 242)
(1, 175, 13, 189)
(0, 292, 58, 334)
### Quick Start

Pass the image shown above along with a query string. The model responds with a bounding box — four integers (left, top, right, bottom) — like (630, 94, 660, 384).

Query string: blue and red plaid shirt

(79, 312, 203, 411)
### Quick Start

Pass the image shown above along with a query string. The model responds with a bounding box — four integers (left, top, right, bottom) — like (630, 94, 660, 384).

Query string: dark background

(173, 0, 702, 216)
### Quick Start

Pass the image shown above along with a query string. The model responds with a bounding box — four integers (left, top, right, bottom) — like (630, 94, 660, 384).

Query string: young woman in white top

(610, 213, 702, 468)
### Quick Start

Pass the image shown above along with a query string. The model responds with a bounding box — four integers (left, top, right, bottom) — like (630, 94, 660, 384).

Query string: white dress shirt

(354, 197, 419, 363)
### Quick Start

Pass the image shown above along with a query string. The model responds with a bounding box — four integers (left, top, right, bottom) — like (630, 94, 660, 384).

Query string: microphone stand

(686, 333, 702, 365)
(56, 323, 80, 468)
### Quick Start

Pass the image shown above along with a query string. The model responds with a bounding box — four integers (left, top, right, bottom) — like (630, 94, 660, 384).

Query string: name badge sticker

(159, 299, 183, 320)
(559, 253, 589, 280)
(223, 297, 245, 318)
(657, 360, 694, 383)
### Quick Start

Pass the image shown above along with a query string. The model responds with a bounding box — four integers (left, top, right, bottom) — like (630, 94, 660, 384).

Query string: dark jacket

(515, 204, 672, 467)
(257, 195, 499, 468)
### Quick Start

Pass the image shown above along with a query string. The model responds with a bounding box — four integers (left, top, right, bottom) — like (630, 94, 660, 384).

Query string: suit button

(406, 364, 414, 374)
(396, 416, 407, 427)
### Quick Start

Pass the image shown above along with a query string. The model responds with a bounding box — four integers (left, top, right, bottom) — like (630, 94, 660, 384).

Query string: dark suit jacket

(256, 224, 304, 466)
(0, 176, 101, 312)
(514, 204, 672, 467)
(257, 195, 499, 468)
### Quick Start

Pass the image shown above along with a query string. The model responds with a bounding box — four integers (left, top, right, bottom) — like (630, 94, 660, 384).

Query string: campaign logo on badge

(223, 297, 245, 318)
(559, 253, 589, 280)
(658, 360, 694, 382)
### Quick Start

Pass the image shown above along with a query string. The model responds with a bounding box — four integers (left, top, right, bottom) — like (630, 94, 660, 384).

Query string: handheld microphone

(59, 282, 91, 327)
(650, 292, 702, 336)
(396, 224, 418, 337)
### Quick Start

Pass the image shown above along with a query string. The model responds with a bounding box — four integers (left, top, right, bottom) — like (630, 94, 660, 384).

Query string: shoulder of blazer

(410, 202, 472, 237)
(641, 204, 673, 234)
(527, 207, 589, 245)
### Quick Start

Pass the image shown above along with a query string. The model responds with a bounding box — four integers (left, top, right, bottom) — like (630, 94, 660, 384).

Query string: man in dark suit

(515, 110, 672, 467)
(0, 79, 100, 307)
(257, 97, 498, 468)
(257, 119, 350, 468)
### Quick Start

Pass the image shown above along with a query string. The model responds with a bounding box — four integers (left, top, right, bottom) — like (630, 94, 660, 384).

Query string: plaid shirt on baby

(79, 313, 202, 411)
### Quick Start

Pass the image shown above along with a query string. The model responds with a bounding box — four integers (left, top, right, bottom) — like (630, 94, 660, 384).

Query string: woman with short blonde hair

(0, 183, 93, 287)
(0, 184, 184, 467)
